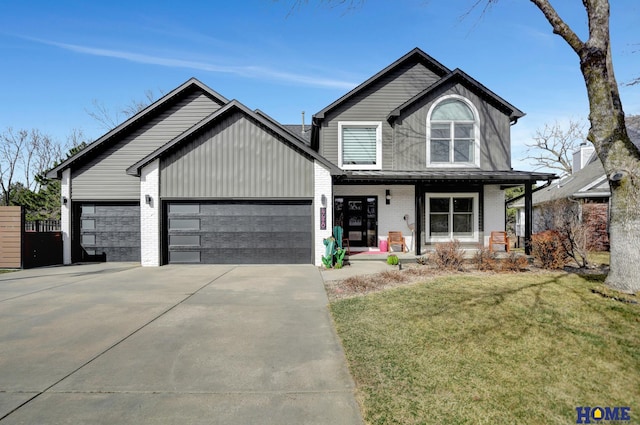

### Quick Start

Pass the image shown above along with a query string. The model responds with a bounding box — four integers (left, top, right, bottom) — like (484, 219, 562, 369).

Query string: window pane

(81, 234, 95, 245)
(169, 204, 200, 214)
(453, 198, 473, 212)
(455, 123, 474, 138)
(431, 100, 474, 120)
(430, 140, 450, 162)
(454, 140, 473, 162)
(430, 198, 450, 213)
(453, 213, 473, 234)
(170, 251, 201, 263)
(343, 127, 377, 165)
(169, 219, 200, 230)
(431, 123, 450, 139)
(81, 204, 95, 214)
(170, 235, 200, 246)
(430, 214, 449, 236)
(81, 219, 95, 230)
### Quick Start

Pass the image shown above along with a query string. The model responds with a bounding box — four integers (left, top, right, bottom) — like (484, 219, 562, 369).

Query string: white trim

(426, 95, 481, 168)
(61, 169, 72, 265)
(425, 192, 479, 243)
(578, 174, 608, 193)
(140, 159, 160, 266)
(338, 121, 382, 170)
(314, 161, 333, 266)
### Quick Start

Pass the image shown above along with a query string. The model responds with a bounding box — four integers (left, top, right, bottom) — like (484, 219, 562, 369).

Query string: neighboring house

(47, 48, 554, 266)
(511, 144, 610, 250)
(510, 116, 640, 251)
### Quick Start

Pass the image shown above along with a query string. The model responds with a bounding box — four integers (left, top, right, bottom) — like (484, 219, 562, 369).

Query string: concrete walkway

(0, 263, 362, 424)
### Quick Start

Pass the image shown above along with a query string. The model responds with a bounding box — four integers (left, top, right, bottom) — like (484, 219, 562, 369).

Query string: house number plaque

(320, 207, 326, 230)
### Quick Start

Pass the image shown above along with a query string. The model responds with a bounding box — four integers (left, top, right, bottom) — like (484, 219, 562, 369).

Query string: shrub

(501, 252, 530, 272)
(416, 256, 429, 266)
(387, 254, 399, 265)
(429, 240, 465, 271)
(531, 230, 567, 269)
(473, 246, 498, 271)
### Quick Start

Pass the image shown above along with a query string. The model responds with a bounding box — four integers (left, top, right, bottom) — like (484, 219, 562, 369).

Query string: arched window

(427, 96, 479, 166)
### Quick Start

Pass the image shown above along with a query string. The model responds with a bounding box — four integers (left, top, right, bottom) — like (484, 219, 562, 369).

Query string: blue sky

(1, 0, 638, 171)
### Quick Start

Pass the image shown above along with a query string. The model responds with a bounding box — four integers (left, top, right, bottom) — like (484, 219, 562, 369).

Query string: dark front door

(334, 196, 377, 247)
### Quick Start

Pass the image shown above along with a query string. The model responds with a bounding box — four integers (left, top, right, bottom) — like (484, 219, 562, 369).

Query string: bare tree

(526, 120, 586, 176)
(0, 128, 63, 205)
(0, 128, 24, 206)
(86, 89, 163, 130)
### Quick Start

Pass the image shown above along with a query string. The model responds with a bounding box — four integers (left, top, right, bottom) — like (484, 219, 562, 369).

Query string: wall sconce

(385, 189, 391, 205)
(321, 194, 327, 207)
(62, 196, 68, 205)
(145, 195, 152, 205)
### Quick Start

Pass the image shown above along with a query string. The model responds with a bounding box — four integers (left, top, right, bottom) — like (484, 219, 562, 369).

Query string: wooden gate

(0, 206, 23, 268)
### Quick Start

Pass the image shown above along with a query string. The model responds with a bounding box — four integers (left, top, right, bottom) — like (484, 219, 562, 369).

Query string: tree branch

(529, 0, 585, 54)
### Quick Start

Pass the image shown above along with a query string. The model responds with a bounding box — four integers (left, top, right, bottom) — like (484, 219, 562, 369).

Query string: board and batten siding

(161, 111, 314, 198)
(393, 84, 512, 171)
(72, 91, 223, 200)
(320, 61, 441, 169)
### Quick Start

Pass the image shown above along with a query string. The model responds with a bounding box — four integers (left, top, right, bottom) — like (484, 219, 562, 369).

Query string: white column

(314, 161, 333, 266)
(61, 169, 72, 265)
(483, 185, 506, 246)
(140, 159, 160, 266)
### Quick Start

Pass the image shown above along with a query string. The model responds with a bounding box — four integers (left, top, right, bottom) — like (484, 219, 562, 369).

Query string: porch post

(524, 181, 533, 255)
(415, 183, 422, 255)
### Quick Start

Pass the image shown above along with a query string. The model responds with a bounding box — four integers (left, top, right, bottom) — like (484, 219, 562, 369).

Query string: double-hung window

(426, 193, 479, 242)
(427, 96, 479, 167)
(338, 122, 382, 170)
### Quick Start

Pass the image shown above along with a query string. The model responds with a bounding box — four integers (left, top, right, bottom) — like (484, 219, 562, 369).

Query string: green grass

(330, 272, 639, 424)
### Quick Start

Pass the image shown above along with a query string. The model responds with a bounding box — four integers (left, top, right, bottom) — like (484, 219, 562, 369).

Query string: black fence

(23, 232, 62, 268)
(25, 220, 61, 232)
(23, 218, 62, 268)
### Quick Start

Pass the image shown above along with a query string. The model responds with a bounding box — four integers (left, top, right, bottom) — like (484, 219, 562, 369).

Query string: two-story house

(47, 48, 554, 266)
(312, 48, 554, 255)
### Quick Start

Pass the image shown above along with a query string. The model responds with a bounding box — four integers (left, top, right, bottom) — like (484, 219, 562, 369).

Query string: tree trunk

(530, 0, 640, 292)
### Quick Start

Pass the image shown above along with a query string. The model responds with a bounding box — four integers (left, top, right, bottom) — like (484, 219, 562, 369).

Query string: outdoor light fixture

(62, 196, 68, 205)
(145, 195, 152, 205)
(386, 189, 391, 205)
(321, 194, 327, 207)
(610, 170, 626, 183)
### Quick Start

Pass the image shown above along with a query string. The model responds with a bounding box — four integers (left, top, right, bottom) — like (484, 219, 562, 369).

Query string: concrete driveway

(0, 263, 362, 425)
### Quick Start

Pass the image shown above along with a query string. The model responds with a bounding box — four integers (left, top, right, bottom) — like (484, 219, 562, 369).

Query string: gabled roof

(312, 47, 451, 121)
(46, 78, 228, 179)
(531, 159, 609, 205)
(387, 68, 525, 123)
(126, 100, 342, 177)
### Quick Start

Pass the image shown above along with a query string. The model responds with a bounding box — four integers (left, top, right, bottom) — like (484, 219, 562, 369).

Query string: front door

(334, 196, 378, 247)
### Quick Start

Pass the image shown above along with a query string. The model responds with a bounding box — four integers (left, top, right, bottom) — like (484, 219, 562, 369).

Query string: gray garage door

(77, 203, 141, 262)
(166, 201, 312, 264)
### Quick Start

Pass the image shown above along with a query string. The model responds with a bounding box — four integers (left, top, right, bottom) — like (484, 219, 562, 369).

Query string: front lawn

(330, 272, 639, 424)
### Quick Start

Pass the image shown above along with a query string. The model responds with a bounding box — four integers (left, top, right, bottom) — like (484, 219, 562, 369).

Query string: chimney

(301, 111, 305, 133)
(572, 143, 595, 173)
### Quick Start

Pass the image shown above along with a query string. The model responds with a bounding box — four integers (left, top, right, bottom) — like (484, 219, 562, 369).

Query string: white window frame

(338, 121, 382, 170)
(425, 192, 479, 243)
(426, 95, 481, 168)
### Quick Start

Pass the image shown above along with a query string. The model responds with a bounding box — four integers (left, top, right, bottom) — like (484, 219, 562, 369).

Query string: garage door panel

(78, 203, 140, 262)
(167, 201, 312, 264)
